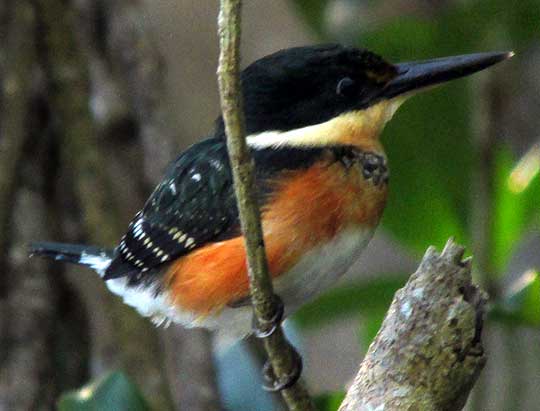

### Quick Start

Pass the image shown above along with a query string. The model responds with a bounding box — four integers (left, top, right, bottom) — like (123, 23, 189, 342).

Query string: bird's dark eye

(336, 77, 355, 97)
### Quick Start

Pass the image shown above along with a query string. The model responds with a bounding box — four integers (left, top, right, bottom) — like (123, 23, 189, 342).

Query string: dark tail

(30, 242, 114, 276)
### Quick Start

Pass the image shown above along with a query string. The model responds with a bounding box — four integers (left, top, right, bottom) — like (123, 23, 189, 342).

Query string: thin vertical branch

(216, 1, 314, 410)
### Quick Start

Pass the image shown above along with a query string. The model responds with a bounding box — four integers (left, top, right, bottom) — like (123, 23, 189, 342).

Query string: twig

(216, 1, 314, 410)
(339, 239, 487, 411)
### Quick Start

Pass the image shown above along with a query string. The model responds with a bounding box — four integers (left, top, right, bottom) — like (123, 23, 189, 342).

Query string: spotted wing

(104, 138, 239, 281)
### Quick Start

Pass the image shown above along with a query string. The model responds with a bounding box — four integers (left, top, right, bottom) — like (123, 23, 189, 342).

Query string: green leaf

(315, 392, 346, 411)
(380, 85, 472, 252)
(292, 276, 406, 329)
(492, 146, 540, 272)
(58, 372, 150, 411)
(490, 270, 540, 327)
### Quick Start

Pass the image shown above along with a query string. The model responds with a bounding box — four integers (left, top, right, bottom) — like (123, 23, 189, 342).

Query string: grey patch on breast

(335, 147, 389, 186)
(357, 151, 389, 186)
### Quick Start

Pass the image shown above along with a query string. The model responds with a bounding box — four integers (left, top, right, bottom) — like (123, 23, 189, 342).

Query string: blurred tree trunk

(0, 0, 220, 410)
(0, 2, 58, 409)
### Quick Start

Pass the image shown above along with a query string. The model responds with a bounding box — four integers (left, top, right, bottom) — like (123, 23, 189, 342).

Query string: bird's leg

(251, 294, 303, 391)
(251, 293, 284, 338)
(261, 345, 303, 392)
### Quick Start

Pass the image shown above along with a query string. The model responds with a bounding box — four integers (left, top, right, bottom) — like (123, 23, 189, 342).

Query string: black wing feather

(105, 138, 238, 280)
(104, 138, 329, 282)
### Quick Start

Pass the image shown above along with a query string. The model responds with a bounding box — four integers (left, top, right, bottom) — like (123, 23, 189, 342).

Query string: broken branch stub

(340, 239, 487, 411)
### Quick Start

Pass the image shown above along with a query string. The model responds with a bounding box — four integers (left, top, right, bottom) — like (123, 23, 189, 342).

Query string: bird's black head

(215, 44, 512, 147)
(238, 44, 397, 135)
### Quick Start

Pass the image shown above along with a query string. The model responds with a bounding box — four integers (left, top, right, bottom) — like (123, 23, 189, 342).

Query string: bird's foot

(262, 347, 303, 392)
(252, 294, 284, 339)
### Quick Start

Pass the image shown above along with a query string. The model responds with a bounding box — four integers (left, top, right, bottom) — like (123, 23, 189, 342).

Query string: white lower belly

(209, 226, 374, 339)
(273, 226, 374, 312)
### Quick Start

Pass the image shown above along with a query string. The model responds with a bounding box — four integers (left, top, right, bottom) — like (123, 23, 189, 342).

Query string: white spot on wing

(210, 159, 223, 171)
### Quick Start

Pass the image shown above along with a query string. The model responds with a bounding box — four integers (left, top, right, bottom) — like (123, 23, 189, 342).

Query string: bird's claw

(261, 347, 303, 392)
(252, 294, 284, 339)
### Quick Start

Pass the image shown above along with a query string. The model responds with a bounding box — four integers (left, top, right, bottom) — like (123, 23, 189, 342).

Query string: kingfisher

(31, 44, 510, 375)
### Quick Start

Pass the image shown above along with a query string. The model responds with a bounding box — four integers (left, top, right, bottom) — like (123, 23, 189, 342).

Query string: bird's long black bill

(381, 51, 513, 99)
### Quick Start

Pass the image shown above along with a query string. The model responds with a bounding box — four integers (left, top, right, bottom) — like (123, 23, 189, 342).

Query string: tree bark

(0, 188, 58, 411)
(0, 3, 51, 409)
(0, 0, 35, 291)
(339, 239, 486, 411)
(36, 1, 175, 409)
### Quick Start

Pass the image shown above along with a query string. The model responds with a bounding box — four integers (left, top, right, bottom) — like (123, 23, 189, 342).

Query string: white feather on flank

(76, 250, 195, 326)
(105, 277, 212, 328)
(79, 252, 112, 276)
(105, 278, 174, 325)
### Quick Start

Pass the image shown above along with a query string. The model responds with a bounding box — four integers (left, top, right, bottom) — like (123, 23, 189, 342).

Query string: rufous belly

(165, 159, 388, 321)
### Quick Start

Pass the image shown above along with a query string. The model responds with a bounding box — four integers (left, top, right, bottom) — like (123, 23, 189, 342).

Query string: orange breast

(165, 159, 387, 316)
